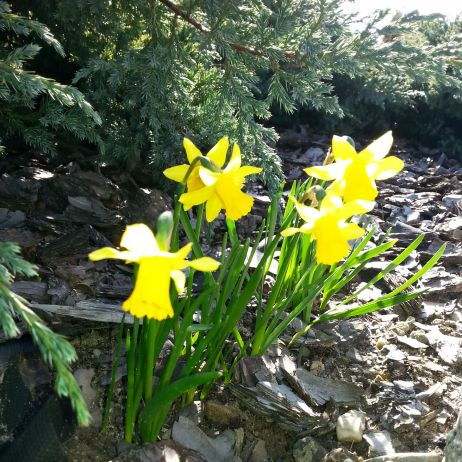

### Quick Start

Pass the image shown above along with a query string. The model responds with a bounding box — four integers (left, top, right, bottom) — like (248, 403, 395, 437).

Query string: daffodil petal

(121, 224, 159, 256)
(337, 199, 375, 219)
(184, 138, 202, 164)
(179, 186, 215, 210)
(281, 227, 301, 237)
(373, 156, 404, 180)
(170, 269, 186, 294)
(294, 201, 321, 223)
(188, 256, 220, 272)
(319, 193, 343, 215)
(326, 181, 345, 197)
(199, 167, 219, 186)
(206, 193, 223, 222)
(300, 222, 315, 233)
(224, 144, 242, 173)
(361, 131, 393, 161)
(304, 163, 345, 181)
(174, 242, 193, 262)
(186, 170, 205, 192)
(163, 164, 190, 183)
(206, 136, 229, 168)
(236, 166, 262, 178)
(332, 135, 357, 161)
(89, 247, 124, 261)
(340, 222, 366, 240)
(225, 192, 253, 220)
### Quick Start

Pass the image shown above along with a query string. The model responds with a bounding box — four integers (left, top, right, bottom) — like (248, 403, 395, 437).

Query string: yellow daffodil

(163, 136, 230, 192)
(172, 141, 262, 222)
(304, 132, 404, 202)
(282, 193, 375, 265)
(89, 224, 220, 320)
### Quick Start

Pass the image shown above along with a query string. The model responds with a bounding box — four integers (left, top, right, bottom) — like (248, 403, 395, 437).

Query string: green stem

(226, 218, 238, 247)
(124, 317, 139, 442)
(195, 203, 204, 236)
(144, 319, 160, 401)
(171, 185, 185, 252)
(251, 234, 296, 355)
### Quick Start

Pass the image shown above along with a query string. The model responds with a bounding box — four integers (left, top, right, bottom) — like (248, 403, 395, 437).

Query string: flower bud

(156, 211, 173, 251)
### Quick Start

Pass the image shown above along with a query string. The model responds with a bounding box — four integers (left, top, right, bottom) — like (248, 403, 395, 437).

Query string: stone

(114, 440, 206, 462)
(336, 410, 366, 443)
(363, 431, 395, 456)
(172, 416, 238, 462)
(406, 210, 421, 225)
(179, 401, 204, 425)
(442, 194, 462, 210)
(303, 147, 326, 164)
(393, 321, 411, 336)
(396, 336, 428, 350)
(309, 360, 325, 376)
(293, 436, 327, 462)
(446, 409, 462, 462)
(364, 453, 442, 462)
(284, 368, 362, 407)
(234, 428, 244, 456)
(0, 208, 26, 228)
(425, 327, 462, 365)
(409, 330, 429, 345)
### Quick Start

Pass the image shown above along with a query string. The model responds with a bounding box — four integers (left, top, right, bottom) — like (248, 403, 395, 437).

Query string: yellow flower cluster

(285, 131, 404, 265)
(164, 136, 262, 222)
(88, 133, 403, 320)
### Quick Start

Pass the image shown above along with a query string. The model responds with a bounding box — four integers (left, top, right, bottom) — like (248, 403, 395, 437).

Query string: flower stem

(195, 203, 204, 236)
(144, 319, 160, 402)
(125, 317, 140, 442)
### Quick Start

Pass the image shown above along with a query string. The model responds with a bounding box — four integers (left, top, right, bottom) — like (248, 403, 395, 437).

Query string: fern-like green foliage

(0, 242, 90, 426)
(0, 1, 102, 156)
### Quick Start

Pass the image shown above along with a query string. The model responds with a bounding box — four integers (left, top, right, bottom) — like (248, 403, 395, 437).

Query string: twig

(158, 0, 296, 60)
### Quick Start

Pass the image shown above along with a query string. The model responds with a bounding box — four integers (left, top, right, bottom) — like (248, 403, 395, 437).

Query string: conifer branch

(158, 0, 296, 60)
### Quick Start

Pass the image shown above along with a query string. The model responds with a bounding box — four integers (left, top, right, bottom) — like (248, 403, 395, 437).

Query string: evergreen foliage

(0, 242, 90, 425)
(300, 11, 462, 152)
(10, 1, 462, 181)
(0, 1, 102, 156)
(8, 0, 384, 189)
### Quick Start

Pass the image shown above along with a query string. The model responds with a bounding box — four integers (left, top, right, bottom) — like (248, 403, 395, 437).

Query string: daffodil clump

(91, 132, 443, 444)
